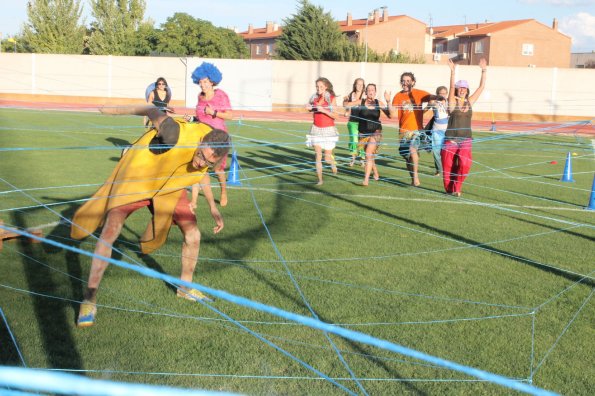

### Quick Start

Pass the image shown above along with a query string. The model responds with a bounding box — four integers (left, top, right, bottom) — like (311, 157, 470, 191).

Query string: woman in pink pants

(441, 58, 487, 196)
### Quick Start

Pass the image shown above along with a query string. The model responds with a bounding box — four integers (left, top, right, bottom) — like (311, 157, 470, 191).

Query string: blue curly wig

(191, 62, 223, 85)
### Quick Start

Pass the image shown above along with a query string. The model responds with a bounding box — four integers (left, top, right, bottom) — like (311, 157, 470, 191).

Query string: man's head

(400, 72, 416, 92)
(192, 129, 231, 170)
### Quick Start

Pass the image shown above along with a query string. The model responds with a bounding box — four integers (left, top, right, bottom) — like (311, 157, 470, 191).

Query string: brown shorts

(111, 192, 195, 225)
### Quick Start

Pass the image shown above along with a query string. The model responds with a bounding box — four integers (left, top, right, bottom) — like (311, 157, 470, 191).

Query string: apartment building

(240, 21, 281, 60)
(238, 8, 427, 60)
(239, 10, 572, 68)
(431, 19, 571, 68)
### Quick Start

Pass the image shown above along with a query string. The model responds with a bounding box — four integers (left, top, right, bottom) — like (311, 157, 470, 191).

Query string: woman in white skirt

(306, 77, 339, 185)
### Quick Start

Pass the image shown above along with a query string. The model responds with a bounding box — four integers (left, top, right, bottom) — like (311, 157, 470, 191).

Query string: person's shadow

(11, 205, 84, 370)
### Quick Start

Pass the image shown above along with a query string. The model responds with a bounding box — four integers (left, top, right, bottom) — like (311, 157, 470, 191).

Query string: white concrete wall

(1, 53, 594, 118)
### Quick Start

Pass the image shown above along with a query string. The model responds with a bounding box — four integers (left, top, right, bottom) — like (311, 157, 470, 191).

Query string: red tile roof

(338, 15, 417, 32)
(239, 14, 423, 39)
(431, 23, 493, 38)
(457, 19, 534, 36)
(239, 27, 282, 40)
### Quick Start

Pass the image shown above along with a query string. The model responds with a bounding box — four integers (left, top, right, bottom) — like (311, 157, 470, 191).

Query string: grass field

(0, 107, 593, 395)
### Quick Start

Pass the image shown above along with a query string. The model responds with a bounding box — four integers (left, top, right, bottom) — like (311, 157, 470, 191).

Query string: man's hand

(210, 207, 224, 234)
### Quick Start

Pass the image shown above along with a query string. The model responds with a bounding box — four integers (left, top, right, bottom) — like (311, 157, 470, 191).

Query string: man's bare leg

(78, 209, 127, 327)
(409, 148, 420, 186)
(176, 220, 212, 301)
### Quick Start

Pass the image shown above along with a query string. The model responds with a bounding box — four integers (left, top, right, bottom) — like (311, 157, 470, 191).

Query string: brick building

(239, 8, 427, 61)
(239, 11, 572, 68)
(240, 21, 281, 60)
(430, 19, 571, 68)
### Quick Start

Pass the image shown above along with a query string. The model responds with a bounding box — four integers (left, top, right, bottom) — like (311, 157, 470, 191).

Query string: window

(266, 44, 273, 55)
(522, 43, 534, 56)
(435, 43, 443, 54)
(461, 43, 468, 54)
(255, 44, 261, 55)
(474, 40, 484, 54)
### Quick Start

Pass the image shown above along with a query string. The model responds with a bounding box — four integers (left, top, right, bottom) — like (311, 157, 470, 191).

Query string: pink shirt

(195, 89, 231, 132)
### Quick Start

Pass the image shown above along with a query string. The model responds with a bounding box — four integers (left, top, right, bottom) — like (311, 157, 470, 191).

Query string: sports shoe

(177, 288, 214, 303)
(77, 300, 97, 328)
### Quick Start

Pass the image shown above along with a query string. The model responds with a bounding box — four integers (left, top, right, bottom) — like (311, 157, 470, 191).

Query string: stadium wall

(1, 53, 594, 122)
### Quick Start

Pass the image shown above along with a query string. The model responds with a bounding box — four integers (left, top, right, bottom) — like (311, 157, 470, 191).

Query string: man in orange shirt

(385, 72, 432, 186)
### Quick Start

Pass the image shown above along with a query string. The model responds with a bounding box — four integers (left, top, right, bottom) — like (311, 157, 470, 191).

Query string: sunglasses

(157, 82, 166, 86)
(195, 149, 217, 168)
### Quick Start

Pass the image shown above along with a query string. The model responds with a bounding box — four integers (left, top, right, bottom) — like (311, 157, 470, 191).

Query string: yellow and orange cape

(71, 119, 211, 253)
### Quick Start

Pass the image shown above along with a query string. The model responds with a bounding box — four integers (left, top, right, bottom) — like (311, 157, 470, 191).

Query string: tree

(156, 13, 248, 58)
(129, 20, 160, 56)
(87, 0, 145, 55)
(276, 0, 344, 61)
(22, 0, 86, 54)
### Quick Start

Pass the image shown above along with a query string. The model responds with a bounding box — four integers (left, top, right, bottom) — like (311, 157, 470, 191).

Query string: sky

(0, 0, 594, 52)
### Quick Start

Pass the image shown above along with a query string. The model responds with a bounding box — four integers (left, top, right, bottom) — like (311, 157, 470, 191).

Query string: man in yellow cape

(72, 105, 231, 327)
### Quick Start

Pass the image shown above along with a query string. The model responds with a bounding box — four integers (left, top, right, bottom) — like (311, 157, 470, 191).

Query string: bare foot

(434, 172, 440, 176)
(373, 173, 379, 181)
(332, 166, 338, 175)
(220, 193, 228, 207)
(316, 180, 323, 185)
(348, 158, 355, 167)
(412, 180, 421, 187)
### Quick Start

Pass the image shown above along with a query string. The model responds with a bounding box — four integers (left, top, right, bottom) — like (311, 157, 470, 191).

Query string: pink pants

(441, 138, 472, 194)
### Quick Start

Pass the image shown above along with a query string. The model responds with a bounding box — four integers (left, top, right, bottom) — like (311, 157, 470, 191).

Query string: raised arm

(447, 59, 457, 112)
(100, 105, 170, 129)
(468, 58, 487, 106)
(378, 99, 391, 117)
(384, 90, 395, 118)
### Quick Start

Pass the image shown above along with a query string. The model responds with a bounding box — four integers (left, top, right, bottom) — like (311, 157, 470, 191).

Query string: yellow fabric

(71, 119, 212, 253)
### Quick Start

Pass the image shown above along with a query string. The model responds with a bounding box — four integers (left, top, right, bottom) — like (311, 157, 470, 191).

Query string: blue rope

(0, 225, 559, 396)
(536, 271, 595, 310)
(14, 366, 537, 383)
(0, 307, 27, 367)
(529, 311, 537, 384)
(1, 207, 357, 393)
(0, 366, 232, 396)
(532, 289, 594, 376)
(237, 153, 367, 395)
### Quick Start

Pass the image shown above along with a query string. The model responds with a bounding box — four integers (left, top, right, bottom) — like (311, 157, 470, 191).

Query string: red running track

(1, 99, 593, 136)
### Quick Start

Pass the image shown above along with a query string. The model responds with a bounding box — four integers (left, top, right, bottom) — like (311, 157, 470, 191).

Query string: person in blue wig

(186, 62, 233, 208)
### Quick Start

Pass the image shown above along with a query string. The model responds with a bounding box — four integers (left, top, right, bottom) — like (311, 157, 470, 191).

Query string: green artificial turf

(0, 108, 593, 395)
